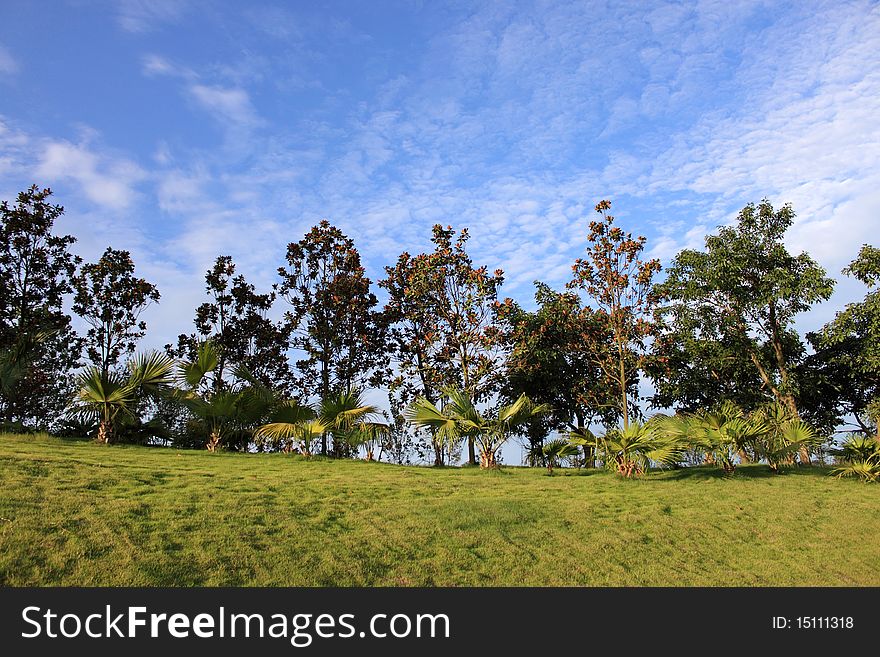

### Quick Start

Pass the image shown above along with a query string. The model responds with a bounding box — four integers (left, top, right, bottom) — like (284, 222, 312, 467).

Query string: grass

(1, 433, 878, 586)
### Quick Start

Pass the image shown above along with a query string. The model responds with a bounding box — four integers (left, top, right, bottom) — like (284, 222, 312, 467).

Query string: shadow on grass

(652, 463, 834, 482)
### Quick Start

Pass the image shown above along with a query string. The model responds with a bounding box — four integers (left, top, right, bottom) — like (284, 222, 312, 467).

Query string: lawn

(0, 433, 877, 586)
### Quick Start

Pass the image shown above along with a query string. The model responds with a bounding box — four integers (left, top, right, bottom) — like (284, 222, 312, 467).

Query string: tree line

(1, 185, 877, 480)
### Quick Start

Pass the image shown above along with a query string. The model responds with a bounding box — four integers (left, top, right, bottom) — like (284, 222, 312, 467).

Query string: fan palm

(256, 388, 386, 459)
(318, 389, 386, 458)
(68, 367, 137, 444)
(753, 402, 821, 472)
(830, 435, 880, 482)
(542, 438, 580, 474)
(571, 419, 684, 478)
(255, 400, 320, 454)
(406, 388, 548, 469)
(653, 402, 766, 474)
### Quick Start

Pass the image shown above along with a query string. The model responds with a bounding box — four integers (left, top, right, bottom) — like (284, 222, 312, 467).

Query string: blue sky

(1, 1, 879, 457)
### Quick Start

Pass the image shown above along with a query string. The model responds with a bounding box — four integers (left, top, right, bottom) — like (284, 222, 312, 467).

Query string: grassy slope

(0, 433, 878, 586)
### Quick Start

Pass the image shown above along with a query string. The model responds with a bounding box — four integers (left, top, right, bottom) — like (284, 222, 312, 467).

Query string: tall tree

(0, 186, 82, 429)
(278, 221, 384, 453)
(658, 199, 834, 463)
(173, 256, 292, 395)
(809, 244, 880, 437)
(567, 200, 661, 429)
(380, 225, 506, 465)
(500, 282, 619, 464)
(73, 247, 159, 377)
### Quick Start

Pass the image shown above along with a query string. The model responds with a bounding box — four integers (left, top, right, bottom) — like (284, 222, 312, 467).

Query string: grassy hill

(1, 433, 877, 586)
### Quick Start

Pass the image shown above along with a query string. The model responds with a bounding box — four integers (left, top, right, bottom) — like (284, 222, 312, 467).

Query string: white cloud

(35, 140, 145, 210)
(188, 84, 261, 128)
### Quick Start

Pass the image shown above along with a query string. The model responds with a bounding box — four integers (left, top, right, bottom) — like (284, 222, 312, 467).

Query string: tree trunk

(206, 429, 220, 452)
(480, 449, 497, 469)
(97, 419, 109, 445)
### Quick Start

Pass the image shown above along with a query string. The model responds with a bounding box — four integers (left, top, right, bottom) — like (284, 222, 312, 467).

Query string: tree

(647, 299, 767, 414)
(831, 434, 880, 482)
(501, 282, 619, 465)
(256, 388, 386, 459)
(381, 225, 507, 465)
(175, 341, 274, 452)
(567, 200, 661, 430)
(541, 438, 580, 474)
(658, 402, 768, 474)
(0, 186, 82, 429)
(173, 256, 292, 395)
(810, 244, 880, 437)
(406, 388, 548, 469)
(569, 419, 683, 478)
(658, 200, 834, 464)
(752, 402, 820, 472)
(73, 247, 159, 377)
(67, 350, 175, 444)
(278, 221, 385, 455)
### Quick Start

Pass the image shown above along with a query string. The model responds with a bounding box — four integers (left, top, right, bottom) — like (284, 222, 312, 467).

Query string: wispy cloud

(116, 0, 190, 33)
(187, 84, 262, 128)
(0, 43, 18, 75)
(34, 139, 145, 211)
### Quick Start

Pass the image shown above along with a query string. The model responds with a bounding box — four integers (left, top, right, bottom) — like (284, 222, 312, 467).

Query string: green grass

(1, 433, 878, 586)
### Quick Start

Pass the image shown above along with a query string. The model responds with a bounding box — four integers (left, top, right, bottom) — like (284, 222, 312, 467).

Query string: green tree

(658, 200, 834, 464)
(569, 419, 683, 478)
(406, 388, 548, 469)
(173, 255, 292, 395)
(256, 388, 386, 459)
(658, 402, 768, 474)
(175, 341, 273, 452)
(279, 221, 385, 455)
(810, 244, 880, 437)
(567, 200, 662, 430)
(67, 350, 175, 444)
(501, 282, 619, 465)
(381, 225, 506, 465)
(541, 438, 581, 474)
(0, 186, 82, 429)
(73, 247, 159, 377)
(647, 299, 767, 413)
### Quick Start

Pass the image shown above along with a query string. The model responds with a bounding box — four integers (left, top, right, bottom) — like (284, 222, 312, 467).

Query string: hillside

(0, 434, 877, 586)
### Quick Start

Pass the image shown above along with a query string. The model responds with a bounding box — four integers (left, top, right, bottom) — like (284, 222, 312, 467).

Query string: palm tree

(830, 434, 880, 482)
(542, 438, 580, 474)
(318, 389, 386, 458)
(176, 341, 275, 451)
(406, 388, 548, 469)
(255, 388, 386, 459)
(753, 402, 820, 471)
(570, 419, 684, 478)
(656, 402, 769, 474)
(255, 400, 322, 455)
(68, 368, 137, 444)
(404, 395, 465, 466)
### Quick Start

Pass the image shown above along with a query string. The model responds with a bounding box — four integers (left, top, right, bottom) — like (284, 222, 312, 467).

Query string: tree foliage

(173, 255, 292, 395)
(567, 200, 661, 429)
(0, 186, 82, 429)
(657, 200, 834, 463)
(381, 224, 507, 465)
(73, 247, 159, 377)
(279, 221, 384, 419)
(809, 244, 880, 436)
